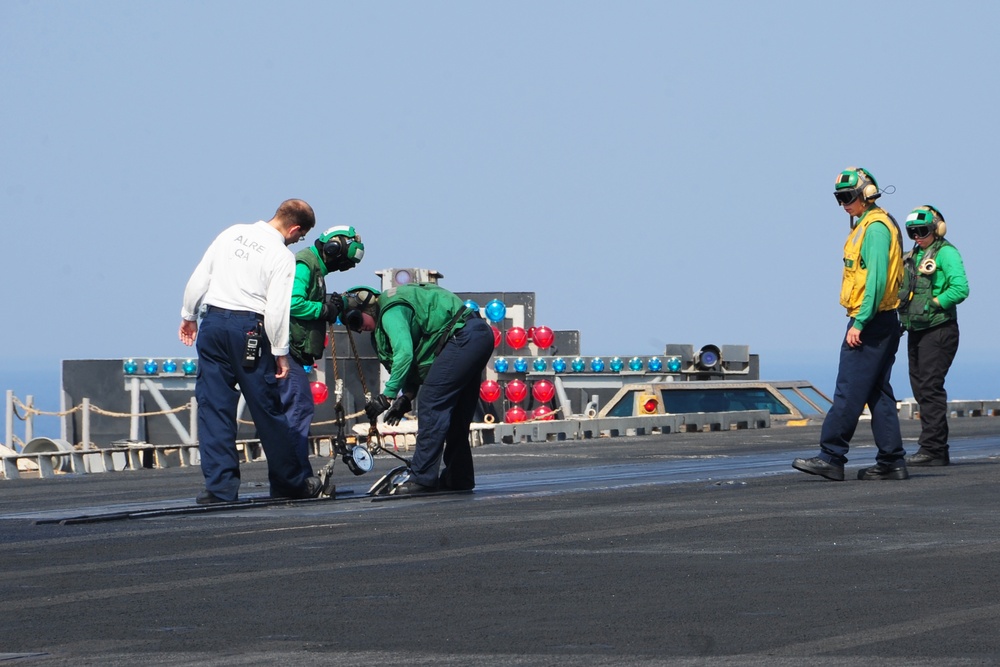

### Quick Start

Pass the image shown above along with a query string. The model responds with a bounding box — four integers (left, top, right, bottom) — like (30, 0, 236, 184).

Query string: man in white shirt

(179, 199, 322, 504)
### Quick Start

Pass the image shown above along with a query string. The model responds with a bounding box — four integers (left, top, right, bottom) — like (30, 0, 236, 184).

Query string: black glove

(319, 292, 343, 323)
(365, 394, 392, 420)
(384, 395, 412, 426)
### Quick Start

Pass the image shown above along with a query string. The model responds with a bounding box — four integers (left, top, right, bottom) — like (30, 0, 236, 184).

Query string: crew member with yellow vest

(793, 167, 908, 481)
(898, 206, 969, 467)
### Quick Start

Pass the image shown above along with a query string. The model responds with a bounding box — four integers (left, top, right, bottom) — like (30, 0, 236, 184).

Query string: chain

(345, 328, 369, 397)
(327, 326, 350, 457)
(328, 325, 397, 461)
(343, 326, 410, 464)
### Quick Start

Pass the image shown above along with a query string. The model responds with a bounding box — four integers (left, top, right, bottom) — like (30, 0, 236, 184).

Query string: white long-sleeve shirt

(181, 221, 295, 356)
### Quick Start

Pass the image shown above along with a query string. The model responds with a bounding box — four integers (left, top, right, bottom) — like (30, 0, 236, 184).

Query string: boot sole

(792, 460, 844, 481)
(857, 470, 910, 480)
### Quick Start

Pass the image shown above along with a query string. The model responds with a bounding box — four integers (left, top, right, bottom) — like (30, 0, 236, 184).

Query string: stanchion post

(5, 390, 13, 452)
(25, 395, 34, 443)
(129, 377, 140, 441)
(82, 398, 91, 449)
(189, 397, 198, 444)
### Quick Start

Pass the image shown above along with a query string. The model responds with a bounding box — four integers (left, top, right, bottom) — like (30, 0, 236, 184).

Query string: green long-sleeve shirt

(289, 249, 329, 320)
(379, 306, 422, 397)
(853, 220, 891, 331)
(373, 283, 470, 398)
(910, 242, 969, 310)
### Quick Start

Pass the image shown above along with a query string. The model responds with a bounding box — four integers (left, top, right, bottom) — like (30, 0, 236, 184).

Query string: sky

(3, 0, 1000, 431)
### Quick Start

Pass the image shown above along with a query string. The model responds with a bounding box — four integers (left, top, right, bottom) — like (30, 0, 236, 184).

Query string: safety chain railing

(4, 389, 198, 453)
(4, 389, 378, 453)
(4, 388, 563, 455)
(11, 395, 188, 420)
(239, 409, 368, 427)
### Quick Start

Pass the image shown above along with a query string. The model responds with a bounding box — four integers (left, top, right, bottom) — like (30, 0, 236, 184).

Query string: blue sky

(2, 0, 999, 416)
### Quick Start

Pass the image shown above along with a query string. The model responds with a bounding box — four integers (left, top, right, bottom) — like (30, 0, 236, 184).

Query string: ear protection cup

(323, 236, 345, 259)
(836, 166, 880, 204)
(314, 226, 365, 271)
(908, 205, 947, 238)
(316, 236, 352, 262)
(856, 167, 880, 202)
(923, 204, 947, 237)
(340, 286, 381, 331)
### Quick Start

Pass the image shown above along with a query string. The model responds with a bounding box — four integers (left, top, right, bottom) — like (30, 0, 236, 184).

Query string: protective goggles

(834, 189, 860, 206)
(906, 225, 933, 240)
(342, 309, 366, 333)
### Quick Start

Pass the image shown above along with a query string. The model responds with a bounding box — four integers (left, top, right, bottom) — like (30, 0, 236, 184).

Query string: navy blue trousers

(408, 317, 495, 489)
(907, 320, 960, 456)
(195, 308, 310, 500)
(279, 360, 316, 475)
(819, 310, 905, 466)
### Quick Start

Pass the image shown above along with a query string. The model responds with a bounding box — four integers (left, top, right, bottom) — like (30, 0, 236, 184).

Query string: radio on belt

(243, 323, 263, 368)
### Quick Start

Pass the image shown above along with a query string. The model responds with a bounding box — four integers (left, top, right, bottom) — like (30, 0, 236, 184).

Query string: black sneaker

(857, 462, 909, 480)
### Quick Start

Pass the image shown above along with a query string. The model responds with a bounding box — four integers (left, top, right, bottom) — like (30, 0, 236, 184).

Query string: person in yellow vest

(793, 167, 908, 481)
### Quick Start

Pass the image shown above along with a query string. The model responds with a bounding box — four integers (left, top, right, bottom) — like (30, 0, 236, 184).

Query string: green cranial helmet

(315, 225, 364, 272)
(833, 166, 880, 206)
(905, 205, 946, 239)
(341, 286, 381, 332)
(343, 286, 380, 312)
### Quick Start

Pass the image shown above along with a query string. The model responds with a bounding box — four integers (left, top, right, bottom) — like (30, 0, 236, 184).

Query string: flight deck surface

(2, 418, 999, 665)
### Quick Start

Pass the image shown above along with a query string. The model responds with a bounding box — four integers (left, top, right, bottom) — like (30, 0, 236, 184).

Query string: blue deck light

(485, 299, 506, 323)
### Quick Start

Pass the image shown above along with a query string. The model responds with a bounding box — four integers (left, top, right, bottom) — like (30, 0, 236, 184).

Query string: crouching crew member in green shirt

(282, 226, 364, 475)
(343, 283, 495, 495)
(898, 206, 969, 467)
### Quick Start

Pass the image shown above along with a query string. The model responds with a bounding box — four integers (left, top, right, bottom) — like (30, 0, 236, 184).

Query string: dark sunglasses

(906, 225, 933, 240)
(834, 190, 859, 206)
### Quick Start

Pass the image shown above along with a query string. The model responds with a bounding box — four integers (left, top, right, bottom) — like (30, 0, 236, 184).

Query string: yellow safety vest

(839, 207, 903, 317)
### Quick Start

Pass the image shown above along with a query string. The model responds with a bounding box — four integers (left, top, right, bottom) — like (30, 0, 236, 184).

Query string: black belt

(206, 305, 263, 320)
(434, 307, 479, 355)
